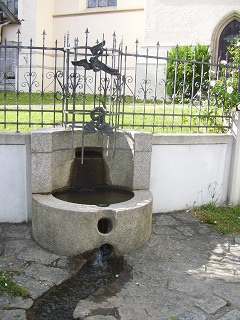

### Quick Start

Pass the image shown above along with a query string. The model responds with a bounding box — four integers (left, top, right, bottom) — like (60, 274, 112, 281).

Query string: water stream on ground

(27, 246, 126, 320)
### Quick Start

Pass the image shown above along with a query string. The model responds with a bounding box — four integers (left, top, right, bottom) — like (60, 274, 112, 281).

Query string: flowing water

(27, 247, 125, 320)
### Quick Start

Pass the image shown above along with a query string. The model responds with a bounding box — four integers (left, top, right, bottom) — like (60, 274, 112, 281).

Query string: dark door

(218, 20, 240, 60)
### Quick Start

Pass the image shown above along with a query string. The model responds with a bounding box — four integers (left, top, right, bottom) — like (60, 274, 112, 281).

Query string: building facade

(143, 0, 240, 62)
(1, 0, 240, 55)
(0, 0, 240, 90)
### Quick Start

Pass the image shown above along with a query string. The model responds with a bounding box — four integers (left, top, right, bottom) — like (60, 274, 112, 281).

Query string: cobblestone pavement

(1, 211, 240, 320)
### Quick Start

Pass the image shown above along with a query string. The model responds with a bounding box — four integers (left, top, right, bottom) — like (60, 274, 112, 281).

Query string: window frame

(88, 0, 117, 9)
(0, 0, 18, 18)
(211, 11, 240, 64)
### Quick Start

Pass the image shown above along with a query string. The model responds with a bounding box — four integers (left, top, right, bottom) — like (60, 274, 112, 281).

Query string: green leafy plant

(166, 44, 210, 100)
(0, 270, 28, 298)
(210, 36, 240, 114)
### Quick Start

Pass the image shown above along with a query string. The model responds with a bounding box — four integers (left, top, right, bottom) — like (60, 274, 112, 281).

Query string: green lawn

(0, 102, 228, 133)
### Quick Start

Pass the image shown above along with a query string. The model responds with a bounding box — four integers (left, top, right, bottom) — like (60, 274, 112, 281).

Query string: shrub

(210, 37, 240, 114)
(166, 44, 210, 101)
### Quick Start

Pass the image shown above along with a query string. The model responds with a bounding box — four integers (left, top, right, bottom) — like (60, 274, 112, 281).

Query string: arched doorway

(211, 11, 240, 64)
(218, 20, 240, 60)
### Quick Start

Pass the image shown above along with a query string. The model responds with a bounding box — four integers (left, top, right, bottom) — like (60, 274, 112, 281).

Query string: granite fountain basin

(31, 128, 153, 256)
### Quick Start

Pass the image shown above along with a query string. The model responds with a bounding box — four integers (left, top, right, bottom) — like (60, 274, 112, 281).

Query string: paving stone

(73, 297, 117, 319)
(0, 255, 27, 272)
(0, 293, 33, 309)
(55, 257, 70, 268)
(177, 311, 207, 320)
(0, 309, 27, 320)
(2, 224, 32, 239)
(168, 278, 206, 295)
(217, 310, 240, 320)
(4, 240, 30, 257)
(176, 225, 195, 237)
(195, 295, 227, 314)
(174, 212, 200, 223)
(22, 264, 69, 286)
(1, 213, 240, 319)
(214, 283, 240, 309)
(18, 246, 61, 265)
(12, 275, 51, 300)
(152, 224, 180, 237)
(235, 237, 240, 245)
(0, 242, 3, 255)
(154, 214, 179, 226)
(118, 304, 151, 320)
(197, 224, 212, 235)
(87, 316, 116, 320)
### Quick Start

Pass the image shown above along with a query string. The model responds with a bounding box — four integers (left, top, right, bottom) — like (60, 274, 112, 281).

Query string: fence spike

(17, 29, 21, 42)
(75, 37, 79, 46)
(135, 39, 139, 54)
(67, 31, 70, 47)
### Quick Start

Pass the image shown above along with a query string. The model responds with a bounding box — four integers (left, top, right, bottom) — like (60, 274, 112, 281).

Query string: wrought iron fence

(0, 30, 239, 133)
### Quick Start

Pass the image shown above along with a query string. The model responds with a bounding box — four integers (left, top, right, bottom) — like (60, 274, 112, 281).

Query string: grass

(0, 270, 28, 298)
(0, 97, 228, 133)
(193, 204, 240, 235)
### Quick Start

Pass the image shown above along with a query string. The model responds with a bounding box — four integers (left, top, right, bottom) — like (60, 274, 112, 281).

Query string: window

(218, 20, 240, 60)
(88, 0, 117, 8)
(0, 41, 17, 80)
(0, 0, 18, 18)
(211, 12, 240, 64)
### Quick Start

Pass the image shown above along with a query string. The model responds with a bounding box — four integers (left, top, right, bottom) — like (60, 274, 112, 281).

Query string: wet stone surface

(1, 212, 240, 319)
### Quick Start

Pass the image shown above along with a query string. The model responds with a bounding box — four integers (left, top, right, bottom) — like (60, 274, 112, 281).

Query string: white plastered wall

(150, 134, 233, 213)
(0, 133, 32, 223)
(143, 0, 240, 50)
(52, 0, 145, 49)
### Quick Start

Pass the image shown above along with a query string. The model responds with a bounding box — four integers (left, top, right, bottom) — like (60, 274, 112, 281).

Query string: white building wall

(143, 0, 240, 48)
(2, 0, 54, 46)
(2, 0, 240, 51)
(52, 0, 145, 49)
(35, 0, 54, 46)
(2, 0, 37, 44)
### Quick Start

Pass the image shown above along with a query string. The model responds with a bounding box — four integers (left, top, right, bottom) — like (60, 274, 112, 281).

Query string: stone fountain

(31, 40, 152, 257)
(31, 128, 153, 256)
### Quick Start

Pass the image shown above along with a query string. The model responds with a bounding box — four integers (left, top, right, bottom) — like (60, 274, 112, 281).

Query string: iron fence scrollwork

(0, 29, 237, 133)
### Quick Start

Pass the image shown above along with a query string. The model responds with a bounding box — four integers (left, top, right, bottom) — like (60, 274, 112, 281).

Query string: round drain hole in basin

(98, 218, 112, 234)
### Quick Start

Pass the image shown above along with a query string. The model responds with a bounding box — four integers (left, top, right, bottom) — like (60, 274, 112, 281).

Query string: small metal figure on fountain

(72, 40, 119, 76)
(72, 41, 120, 135)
